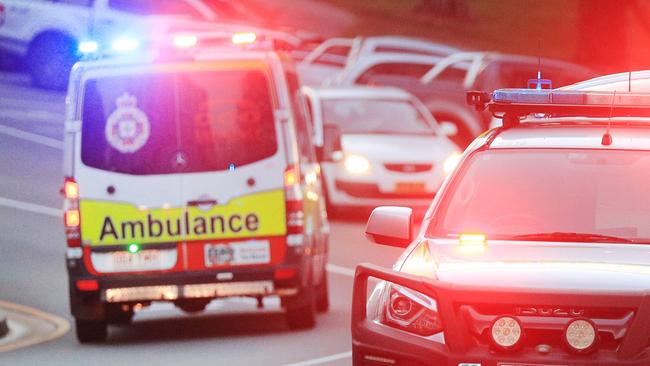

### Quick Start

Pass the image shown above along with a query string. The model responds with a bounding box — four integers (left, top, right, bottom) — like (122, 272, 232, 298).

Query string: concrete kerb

(0, 310, 8, 338)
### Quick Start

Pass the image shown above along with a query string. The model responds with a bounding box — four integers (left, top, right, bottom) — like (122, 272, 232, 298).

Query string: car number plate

(395, 182, 426, 193)
(205, 240, 271, 267)
(111, 250, 161, 271)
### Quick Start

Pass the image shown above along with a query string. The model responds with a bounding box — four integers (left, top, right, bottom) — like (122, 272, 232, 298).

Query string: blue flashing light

(78, 41, 98, 54)
(229, 163, 236, 172)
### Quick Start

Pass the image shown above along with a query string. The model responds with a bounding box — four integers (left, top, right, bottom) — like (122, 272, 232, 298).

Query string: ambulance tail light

(284, 166, 304, 235)
(64, 180, 79, 199)
(63, 177, 81, 247)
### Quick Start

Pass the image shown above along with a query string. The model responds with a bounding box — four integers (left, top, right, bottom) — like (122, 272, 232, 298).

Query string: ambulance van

(62, 40, 330, 342)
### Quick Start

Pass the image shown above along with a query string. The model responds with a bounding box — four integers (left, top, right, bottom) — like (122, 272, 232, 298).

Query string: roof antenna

(602, 90, 615, 146)
(527, 39, 552, 89)
(628, 71, 632, 92)
(538, 40, 542, 78)
(536, 39, 542, 90)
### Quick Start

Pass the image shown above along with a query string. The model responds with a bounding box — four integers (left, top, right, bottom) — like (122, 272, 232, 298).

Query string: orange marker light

(64, 180, 79, 199)
(459, 233, 487, 254)
(284, 167, 298, 186)
(232, 32, 256, 45)
(65, 209, 80, 227)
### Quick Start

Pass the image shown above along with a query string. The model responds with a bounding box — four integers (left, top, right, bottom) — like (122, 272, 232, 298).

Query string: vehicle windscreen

(427, 149, 650, 243)
(321, 98, 435, 135)
(81, 68, 277, 175)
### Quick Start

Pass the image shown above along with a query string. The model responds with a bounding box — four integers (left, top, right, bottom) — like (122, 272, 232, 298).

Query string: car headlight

(443, 152, 462, 175)
(344, 154, 371, 175)
(380, 284, 443, 337)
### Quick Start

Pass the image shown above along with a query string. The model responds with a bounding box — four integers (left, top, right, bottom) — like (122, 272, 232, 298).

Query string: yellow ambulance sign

(80, 190, 286, 246)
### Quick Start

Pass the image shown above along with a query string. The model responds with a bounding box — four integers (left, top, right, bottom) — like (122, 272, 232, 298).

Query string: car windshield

(426, 149, 650, 243)
(81, 68, 277, 175)
(321, 98, 435, 135)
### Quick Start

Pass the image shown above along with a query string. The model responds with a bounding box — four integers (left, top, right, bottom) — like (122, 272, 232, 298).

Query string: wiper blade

(509, 231, 634, 243)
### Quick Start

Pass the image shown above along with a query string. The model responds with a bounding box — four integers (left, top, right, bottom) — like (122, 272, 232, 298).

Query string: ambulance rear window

(80, 69, 277, 175)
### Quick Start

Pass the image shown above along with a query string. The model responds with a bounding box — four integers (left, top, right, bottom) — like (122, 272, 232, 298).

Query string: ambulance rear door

(174, 58, 289, 273)
(74, 65, 188, 275)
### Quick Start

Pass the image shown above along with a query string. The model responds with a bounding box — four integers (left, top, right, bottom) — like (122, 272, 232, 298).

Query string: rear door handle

(187, 199, 217, 207)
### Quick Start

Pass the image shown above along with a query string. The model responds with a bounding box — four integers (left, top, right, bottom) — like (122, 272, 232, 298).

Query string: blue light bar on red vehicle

(493, 89, 650, 106)
(487, 89, 650, 119)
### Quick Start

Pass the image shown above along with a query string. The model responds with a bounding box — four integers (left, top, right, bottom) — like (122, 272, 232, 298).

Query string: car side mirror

(322, 124, 343, 161)
(439, 121, 458, 137)
(365, 206, 413, 247)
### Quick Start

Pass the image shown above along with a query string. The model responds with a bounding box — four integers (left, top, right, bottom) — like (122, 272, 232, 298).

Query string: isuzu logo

(515, 307, 585, 317)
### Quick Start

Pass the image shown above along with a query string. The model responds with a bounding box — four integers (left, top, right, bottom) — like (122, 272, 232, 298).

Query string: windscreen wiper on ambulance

(509, 231, 634, 243)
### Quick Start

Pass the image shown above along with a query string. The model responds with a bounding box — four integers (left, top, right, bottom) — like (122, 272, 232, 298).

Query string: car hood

(341, 134, 457, 164)
(410, 239, 650, 292)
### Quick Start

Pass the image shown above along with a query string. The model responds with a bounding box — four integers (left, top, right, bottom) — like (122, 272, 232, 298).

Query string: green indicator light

(128, 243, 140, 254)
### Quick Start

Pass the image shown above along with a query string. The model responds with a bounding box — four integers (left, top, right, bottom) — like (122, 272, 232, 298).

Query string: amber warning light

(459, 233, 487, 254)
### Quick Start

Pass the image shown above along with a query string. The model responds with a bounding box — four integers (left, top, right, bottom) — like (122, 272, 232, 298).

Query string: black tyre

(176, 299, 210, 314)
(27, 33, 77, 90)
(315, 271, 329, 313)
(75, 319, 107, 343)
(285, 287, 316, 330)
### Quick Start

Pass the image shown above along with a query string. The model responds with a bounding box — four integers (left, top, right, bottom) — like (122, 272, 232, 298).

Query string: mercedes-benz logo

(171, 151, 188, 170)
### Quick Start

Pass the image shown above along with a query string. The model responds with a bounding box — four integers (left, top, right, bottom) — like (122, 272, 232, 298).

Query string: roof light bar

(468, 89, 650, 121)
(112, 37, 139, 52)
(173, 35, 198, 49)
(232, 32, 257, 45)
(78, 41, 98, 54)
(493, 89, 650, 107)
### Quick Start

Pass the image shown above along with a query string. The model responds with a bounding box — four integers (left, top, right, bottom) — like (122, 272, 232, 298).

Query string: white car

(297, 36, 460, 87)
(325, 52, 445, 87)
(301, 86, 460, 213)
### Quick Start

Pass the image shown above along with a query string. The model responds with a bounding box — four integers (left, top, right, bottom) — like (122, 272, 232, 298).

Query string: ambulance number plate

(111, 250, 161, 271)
(205, 240, 271, 267)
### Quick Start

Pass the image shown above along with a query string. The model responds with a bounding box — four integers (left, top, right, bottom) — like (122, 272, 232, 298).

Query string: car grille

(384, 163, 432, 173)
(460, 303, 635, 352)
(335, 180, 434, 199)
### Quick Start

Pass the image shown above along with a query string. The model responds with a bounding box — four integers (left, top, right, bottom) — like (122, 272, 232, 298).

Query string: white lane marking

(281, 351, 352, 366)
(326, 263, 355, 277)
(0, 300, 70, 353)
(0, 197, 61, 217)
(0, 124, 63, 150)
